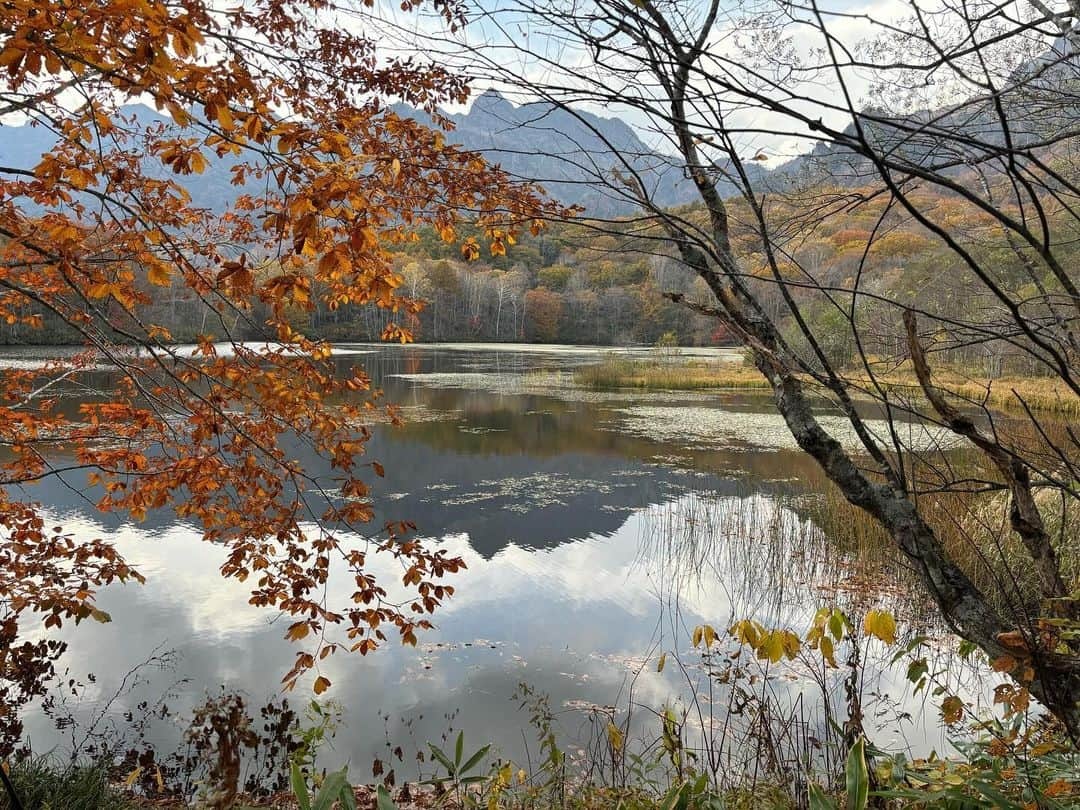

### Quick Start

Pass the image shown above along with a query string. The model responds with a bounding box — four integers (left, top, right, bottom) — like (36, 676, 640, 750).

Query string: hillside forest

(6, 181, 1072, 379)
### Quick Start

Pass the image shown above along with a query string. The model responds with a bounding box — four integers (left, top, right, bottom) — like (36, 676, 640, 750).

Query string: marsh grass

(1, 757, 134, 810)
(801, 468, 1080, 626)
(846, 363, 1080, 419)
(576, 355, 1079, 418)
(575, 357, 769, 391)
(941, 375, 1079, 418)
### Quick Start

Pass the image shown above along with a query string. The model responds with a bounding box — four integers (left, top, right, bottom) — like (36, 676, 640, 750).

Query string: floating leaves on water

(438, 472, 629, 511)
(390, 370, 718, 406)
(609, 405, 965, 454)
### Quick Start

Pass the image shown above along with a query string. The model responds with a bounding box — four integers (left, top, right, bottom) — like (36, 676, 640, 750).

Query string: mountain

(397, 89, 705, 214)
(772, 37, 1080, 187)
(0, 103, 247, 213)
(0, 92, 709, 216)
(7, 37, 1071, 219)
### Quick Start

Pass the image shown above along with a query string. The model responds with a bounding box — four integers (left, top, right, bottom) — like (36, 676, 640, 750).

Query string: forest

(6, 184, 1072, 383)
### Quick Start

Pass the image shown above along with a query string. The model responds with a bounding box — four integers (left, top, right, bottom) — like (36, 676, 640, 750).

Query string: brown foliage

(523, 288, 564, 342)
(0, 0, 564, 722)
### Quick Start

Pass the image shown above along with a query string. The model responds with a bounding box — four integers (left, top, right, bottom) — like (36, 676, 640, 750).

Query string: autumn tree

(524, 287, 564, 341)
(434, 0, 1080, 733)
(0, 0, 561, 751)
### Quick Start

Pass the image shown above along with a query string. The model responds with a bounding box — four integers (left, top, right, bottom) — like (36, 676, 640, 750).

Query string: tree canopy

(0, 0, 564, 749)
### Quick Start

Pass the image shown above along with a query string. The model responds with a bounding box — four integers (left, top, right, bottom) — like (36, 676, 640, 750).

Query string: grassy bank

(575, 356, 1079, 418)
(849, 364, 1080, 419)
(574, 356, 770, 391)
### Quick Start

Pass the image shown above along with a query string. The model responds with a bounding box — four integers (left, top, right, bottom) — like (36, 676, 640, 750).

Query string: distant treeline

(0, 220, 730, 348)
(5, 185, 1074, 375)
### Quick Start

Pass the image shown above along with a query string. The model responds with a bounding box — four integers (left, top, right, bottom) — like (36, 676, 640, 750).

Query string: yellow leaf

(728, 619, 760, 648)
(820, 635, 836, 667)
(148, 263, 171, 287)
(656, 652, 666, 672)
(313, 675, 331, 694)
(863, 610, 897, 645)
(606, 721, 623, 752)
(703, 624, 717, 649)
(758, 631, 784, 663)
(217, 104, 234, 130)
(497, 762, 512, 787)
(755, 630, 800, 664)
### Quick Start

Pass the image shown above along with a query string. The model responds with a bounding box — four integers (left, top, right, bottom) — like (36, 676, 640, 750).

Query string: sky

(358, 0, 1064, 165)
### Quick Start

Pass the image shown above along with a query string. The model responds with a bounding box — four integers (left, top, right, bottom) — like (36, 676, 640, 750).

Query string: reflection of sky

(21, 494, 994, 771)
(13, 345, 997, 776)
(16, 502, 698, 764)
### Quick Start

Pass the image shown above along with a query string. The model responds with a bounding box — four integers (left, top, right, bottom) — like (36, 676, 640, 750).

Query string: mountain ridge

(0, 91, 709, 215)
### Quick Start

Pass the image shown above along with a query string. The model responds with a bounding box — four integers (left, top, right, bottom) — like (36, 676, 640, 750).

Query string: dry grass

(575, 356, 769, 391)
(847, 363, 1080, 419)
(576, 357, 1078, 417)
(804, 467, 1080, 621)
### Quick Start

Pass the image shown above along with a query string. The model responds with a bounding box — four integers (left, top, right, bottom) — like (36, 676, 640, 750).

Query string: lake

(9, 343, 993, 786)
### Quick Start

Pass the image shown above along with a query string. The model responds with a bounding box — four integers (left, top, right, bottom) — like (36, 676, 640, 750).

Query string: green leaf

(428, 742, 455, 775)
(376, 785, 399, 810)
(454, 730, 464, 768)
(808, 783, 838, 810)
(459, 744, 491, 775)
(338, 780, 359, 810)
(291, 762, 311, 810)
(969, 780, 1023, 810)
(828, 610, 845, 641)
(659, 782, 688, 810)
(889, 635, 928, 664)
(313, 770, 348, 810)
(845, 737, 869, 810)
(906, 658, 928, 685)
(692, 772, 708, 794)
(888, 754, 907, 785)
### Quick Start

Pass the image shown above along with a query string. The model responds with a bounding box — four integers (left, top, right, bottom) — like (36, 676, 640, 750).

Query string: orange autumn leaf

(0, 0, 570, 735)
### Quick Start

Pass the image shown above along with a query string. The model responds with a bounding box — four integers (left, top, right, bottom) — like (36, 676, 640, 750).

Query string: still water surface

(10, 343, 991, 776)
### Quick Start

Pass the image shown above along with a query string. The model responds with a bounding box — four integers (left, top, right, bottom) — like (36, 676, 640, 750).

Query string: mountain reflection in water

(8, 344, 991, 772)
